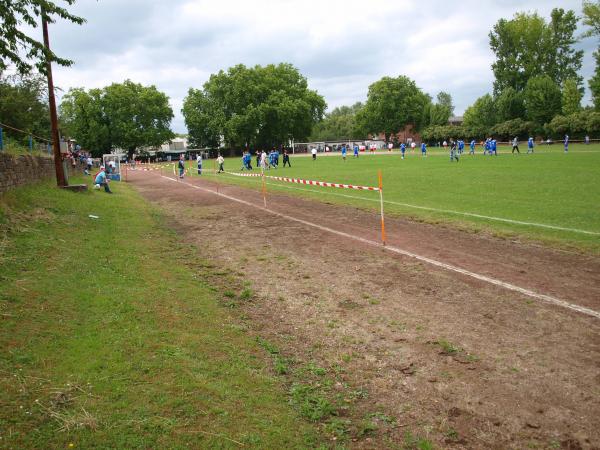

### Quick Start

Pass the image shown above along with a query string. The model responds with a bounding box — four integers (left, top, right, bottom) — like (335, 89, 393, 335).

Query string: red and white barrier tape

(227, 171, 380, 191)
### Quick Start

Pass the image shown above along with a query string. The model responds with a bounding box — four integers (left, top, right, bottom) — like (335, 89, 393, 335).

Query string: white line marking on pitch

(160, 175, 600, 320)
(208, 172, 599, 236)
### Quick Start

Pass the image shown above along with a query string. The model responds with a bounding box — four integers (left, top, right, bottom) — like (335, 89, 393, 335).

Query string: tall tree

(0, 1, 85, 75)
(463, 94, 497, 130)
(0, 72, 50, 142)
(495, 87, 525, 122)
(562, 79, 582, 115)
(489, 8, 583, 93)
(309, 102, 363, 141)
(582, 0, 600, 38)
(582, 1, 600, 110)
(428, 91, 454, 126)
(60, 80, 174, 157)
(356, 75, 430, 142)
(183, 63, 325, 149)
(590, 52, 600, 111)
(524, 75, 562, 126)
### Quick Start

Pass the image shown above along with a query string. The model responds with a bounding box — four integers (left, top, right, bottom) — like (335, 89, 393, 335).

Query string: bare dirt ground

(128, 170, 600, 449)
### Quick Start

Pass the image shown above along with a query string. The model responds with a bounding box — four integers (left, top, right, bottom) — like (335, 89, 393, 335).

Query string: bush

(491, 118, 535, 140)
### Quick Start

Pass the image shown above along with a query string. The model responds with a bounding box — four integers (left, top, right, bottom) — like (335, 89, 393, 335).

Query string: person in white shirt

(85, 156, 93, 175)
(260, 150, 268, 169)
(311, 147, 317, 161)
(216, 154, 224, 173)
(388, 142, 393, 152)
(196, 153, 202, 175)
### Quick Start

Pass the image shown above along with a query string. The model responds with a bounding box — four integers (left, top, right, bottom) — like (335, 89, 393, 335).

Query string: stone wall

(0, 153, 71, 194)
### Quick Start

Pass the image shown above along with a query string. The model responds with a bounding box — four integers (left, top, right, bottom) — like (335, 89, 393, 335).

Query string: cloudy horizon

(25, 0, 600, 132)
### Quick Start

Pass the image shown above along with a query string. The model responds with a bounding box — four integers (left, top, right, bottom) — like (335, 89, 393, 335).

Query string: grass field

(0, 179, 323, 448)
(187, 144, 600, 253)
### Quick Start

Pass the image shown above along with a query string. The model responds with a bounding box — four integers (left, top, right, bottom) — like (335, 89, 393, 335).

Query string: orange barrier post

(378, 170, 386, 246)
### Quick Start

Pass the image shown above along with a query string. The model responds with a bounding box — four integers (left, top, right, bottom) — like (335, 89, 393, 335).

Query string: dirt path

(128, 171, 600, 449)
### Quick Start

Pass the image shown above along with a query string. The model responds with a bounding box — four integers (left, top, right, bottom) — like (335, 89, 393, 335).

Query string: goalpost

(102, 154, 122, 181)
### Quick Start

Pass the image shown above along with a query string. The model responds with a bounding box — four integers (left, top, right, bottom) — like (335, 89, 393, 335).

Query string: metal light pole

(41, 7, 67, 187)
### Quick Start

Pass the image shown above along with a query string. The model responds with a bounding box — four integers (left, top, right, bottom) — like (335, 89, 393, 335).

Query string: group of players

(234, 134, 572, 172)
(240, 149, 291, 170)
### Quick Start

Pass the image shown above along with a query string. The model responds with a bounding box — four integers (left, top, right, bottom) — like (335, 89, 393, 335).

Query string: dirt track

(129, 170, 600, 449)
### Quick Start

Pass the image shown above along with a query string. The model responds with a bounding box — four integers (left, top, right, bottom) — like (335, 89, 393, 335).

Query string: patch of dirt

(128, 171, 600, 449)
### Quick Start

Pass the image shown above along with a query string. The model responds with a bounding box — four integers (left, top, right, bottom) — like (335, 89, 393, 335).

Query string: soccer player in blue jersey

(421, 142, 427, 157)
(491, 138, 497, 156)
(400, 142, 406, 159)
(469, 139, 475, 155)
(353, 144, 359, 158)
(564, 134, 569, 153)
(341, 144, 347, 161)
(528, 137, 534, 154)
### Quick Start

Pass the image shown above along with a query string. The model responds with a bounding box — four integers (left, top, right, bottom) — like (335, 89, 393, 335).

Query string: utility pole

(41, 7, 67, 187)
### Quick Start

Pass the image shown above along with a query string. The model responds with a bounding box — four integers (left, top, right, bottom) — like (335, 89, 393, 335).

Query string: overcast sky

(40, 0, 598, 132)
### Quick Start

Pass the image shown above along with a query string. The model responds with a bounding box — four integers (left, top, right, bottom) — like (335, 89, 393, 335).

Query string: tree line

(312, 4, 600, 144)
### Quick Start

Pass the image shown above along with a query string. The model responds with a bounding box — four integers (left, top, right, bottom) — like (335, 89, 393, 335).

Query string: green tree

(0, 1, 85, 75)
(463, 94, 496, 131)
(60, 80, 174, 157)
(495, 87, 525, 122)
(0, 72, 50, 143)
(428, 92, 454, 126)
(561, 79, 582, 115)
(582, 1, 600, 110)
(590, 52, 600, 110)
(489, 9, 583, 93)
(582, 1, 600, 38)
(309, 102, 363, 141)
(357, 75, 430, 142)
(524, 75, 562, 127)
(183, 63, 325, 149)
(491, 118, 534, 140)
(181, 88, 223, 149)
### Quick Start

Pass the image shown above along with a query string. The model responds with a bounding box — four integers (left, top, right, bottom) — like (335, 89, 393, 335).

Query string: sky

(36, 0, 599, 133)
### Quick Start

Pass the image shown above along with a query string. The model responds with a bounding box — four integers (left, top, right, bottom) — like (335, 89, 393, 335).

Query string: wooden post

(41, 8, 67, 187)
(378, 170, 386, 246)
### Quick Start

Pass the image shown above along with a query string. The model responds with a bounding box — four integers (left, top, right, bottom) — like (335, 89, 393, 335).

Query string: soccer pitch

(194, 144, 600, 252)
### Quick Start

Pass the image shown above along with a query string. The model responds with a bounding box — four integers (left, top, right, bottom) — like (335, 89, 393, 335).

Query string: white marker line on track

(210, 172, 600, 236)
(160, 175, 600, 320)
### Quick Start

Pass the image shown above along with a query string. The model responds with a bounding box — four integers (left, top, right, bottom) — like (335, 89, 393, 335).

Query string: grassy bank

(0, 179, 321, 448)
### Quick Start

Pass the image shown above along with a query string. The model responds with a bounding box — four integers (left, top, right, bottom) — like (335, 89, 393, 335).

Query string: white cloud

(42, 0, 593, 132)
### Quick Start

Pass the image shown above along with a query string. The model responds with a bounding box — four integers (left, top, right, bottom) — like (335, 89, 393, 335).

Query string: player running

(400, 142, 406, 159)
(421, 142, 427, 157)
(353, 144, 359, 158)
(341, 144, 347, 161)
(469, 139, 475, 155)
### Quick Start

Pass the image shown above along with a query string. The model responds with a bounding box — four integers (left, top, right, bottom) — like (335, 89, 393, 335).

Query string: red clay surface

(128, 170, 600, 449)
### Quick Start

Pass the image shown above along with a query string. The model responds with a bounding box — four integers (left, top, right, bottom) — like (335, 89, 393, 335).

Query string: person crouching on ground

(94, 166, 112, 193)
